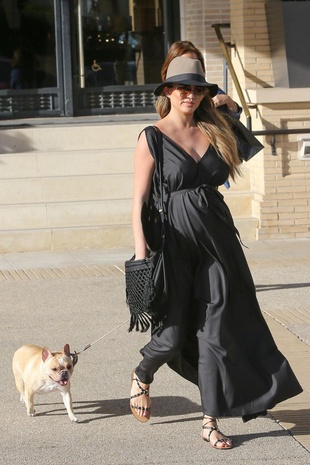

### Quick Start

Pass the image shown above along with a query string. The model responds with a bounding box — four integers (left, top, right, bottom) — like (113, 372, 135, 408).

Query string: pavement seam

(263, 309, 310, 347)
(0, 265, 124, 281)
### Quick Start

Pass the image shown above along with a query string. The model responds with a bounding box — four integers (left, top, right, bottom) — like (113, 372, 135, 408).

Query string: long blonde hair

(155, 93, 242, 181)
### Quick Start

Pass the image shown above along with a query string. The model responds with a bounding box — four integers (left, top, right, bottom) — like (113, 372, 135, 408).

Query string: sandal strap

(131, 404, 151, 412)
(202, 424, 220, 442)
(202, 416, 219, 443)
(202, 415, 218, 427)
(213, 438, 231, 447)
(130, 375, 150, 400)
(202, 415, 231, 445)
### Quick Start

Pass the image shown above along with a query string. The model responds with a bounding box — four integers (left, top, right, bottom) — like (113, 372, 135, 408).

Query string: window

(75, 0, 166, 89)
(0, 0, 56, 90)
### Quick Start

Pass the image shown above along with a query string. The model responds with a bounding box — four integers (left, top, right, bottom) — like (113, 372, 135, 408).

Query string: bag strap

(144, 126, 165, 246)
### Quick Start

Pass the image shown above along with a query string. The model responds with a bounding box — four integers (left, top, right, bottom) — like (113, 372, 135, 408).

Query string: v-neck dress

(136, 126, 302, 420)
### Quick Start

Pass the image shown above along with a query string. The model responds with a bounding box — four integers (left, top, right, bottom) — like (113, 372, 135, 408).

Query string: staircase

(0, 119, 258, 253)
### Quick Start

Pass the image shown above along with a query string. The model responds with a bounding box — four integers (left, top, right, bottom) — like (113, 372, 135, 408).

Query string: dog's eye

(67, 364, 72, 370)
(52, 368, 58, 372)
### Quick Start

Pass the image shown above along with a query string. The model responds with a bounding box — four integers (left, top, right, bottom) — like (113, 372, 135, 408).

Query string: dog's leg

(23, 389, 36, 417)
(13, 367, 25, 402)
(61, 390, 78, 422)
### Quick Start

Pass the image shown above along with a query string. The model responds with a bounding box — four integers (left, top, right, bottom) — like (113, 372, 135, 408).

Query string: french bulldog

(12, 343, 78, 422)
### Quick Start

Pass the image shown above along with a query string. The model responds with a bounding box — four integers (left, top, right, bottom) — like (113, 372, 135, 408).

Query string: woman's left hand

(213, 94, 238, 113)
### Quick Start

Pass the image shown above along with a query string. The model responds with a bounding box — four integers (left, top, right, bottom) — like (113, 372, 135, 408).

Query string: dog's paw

(27, 410, 36, 417)
(69, 414, 78, 422)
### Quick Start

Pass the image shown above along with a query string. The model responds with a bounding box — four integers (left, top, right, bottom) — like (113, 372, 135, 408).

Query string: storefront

(0, 0, 180, 119)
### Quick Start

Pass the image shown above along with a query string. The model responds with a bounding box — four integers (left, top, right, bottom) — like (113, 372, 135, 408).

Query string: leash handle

(81, 343, 91, 352)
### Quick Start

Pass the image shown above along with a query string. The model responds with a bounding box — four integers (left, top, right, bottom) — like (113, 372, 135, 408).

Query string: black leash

(70, 317, 129, 366)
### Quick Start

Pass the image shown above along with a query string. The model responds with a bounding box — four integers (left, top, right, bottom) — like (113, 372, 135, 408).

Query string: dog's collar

(70, 352, 79, 366)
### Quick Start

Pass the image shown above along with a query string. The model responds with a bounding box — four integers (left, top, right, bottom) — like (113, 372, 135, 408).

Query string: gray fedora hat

(154, 56, 218, 97)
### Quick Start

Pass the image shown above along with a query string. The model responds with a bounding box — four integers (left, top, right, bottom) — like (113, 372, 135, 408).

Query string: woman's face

(165, 84, 205, 116)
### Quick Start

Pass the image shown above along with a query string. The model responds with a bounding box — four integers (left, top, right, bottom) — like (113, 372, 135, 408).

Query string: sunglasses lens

(195, 87, 206, 95)
(173, 85, 206, 96)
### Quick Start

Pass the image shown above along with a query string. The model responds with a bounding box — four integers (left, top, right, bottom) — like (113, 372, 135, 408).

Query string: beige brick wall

(258, 105, 310, 239)
(230, 0, 274, 89)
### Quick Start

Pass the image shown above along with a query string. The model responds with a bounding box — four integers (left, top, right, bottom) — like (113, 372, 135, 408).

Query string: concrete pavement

(0, 239, 309, 464)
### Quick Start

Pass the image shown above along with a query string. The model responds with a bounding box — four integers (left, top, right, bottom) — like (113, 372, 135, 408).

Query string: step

(0, 149, 134, 179)
(0, 216, 258, 253)
(0, 199, 132, 231)
(0, 225, 134, 254)
(0, 174, 134, 204)
(0, 122, 147, 153)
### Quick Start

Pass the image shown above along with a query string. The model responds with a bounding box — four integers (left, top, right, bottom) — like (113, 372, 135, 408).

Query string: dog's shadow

(36, 396, 201, 423)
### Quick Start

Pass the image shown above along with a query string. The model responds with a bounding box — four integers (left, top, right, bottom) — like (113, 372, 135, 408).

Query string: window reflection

(78, 0, 164, 88)
(0, 0, 165, 92)
(0, 0, 56, 90)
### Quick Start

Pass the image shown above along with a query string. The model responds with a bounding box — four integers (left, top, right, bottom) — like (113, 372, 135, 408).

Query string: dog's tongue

(58, 380, 68, 386)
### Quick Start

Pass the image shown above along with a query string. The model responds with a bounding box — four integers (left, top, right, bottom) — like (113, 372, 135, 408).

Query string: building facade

(0, 0, 309, 252)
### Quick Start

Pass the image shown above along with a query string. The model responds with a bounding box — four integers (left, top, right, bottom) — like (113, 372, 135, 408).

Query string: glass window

(74, 0, 165, 88)
(0, 0, 56, 90)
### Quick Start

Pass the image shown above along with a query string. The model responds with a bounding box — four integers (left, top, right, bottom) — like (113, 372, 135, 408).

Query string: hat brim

(154, 79, 218, 98)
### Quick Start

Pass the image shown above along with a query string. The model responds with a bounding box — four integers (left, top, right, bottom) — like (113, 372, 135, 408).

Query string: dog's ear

(42, 347, 52, 362)
(63, 344, 70, 356)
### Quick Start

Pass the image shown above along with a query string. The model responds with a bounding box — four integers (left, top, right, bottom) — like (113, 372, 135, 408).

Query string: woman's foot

(130, 370, 151, 422)
(202, 415, 233, 449)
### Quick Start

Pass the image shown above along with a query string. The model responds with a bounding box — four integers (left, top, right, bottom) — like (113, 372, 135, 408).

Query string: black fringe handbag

(125, 126, 167, 332)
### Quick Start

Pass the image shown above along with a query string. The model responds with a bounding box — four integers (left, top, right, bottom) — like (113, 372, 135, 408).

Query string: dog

(12, 343, 78, 422)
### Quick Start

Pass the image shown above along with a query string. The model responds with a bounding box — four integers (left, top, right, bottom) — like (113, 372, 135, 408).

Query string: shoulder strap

(144, 126, 165, 245)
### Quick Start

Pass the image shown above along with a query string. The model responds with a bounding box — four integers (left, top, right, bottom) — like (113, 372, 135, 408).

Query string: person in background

(129, 56, 302, 450)
(10, 47, 35, 89)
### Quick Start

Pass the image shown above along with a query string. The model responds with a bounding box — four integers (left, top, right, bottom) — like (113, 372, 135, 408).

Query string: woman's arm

(132, 130, 155, 259)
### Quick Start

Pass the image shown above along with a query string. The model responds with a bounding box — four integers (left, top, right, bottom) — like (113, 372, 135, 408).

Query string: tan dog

(12, 343, 77, 422)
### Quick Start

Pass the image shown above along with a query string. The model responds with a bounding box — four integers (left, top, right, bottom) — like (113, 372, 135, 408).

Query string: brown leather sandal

(130, 371, 151, 423)
(202, 415, 233, 449)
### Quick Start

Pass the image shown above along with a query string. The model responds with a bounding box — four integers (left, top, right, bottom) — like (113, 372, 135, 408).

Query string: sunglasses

(170, 84, 207, 96)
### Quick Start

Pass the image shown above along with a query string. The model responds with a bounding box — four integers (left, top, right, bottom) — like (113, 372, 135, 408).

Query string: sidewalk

(0, 239, 309, 464)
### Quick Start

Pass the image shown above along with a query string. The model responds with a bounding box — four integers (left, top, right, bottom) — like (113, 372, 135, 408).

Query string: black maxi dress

(135, 126, 302, 421)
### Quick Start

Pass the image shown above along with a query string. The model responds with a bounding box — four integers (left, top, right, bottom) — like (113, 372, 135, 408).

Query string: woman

(161, 40, 242, 117)
(130, 56, 302, 450)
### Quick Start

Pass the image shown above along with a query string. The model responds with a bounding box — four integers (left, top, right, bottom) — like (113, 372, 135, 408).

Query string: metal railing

(212, 22, 310, 153)
(212, 23, 252, 130)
